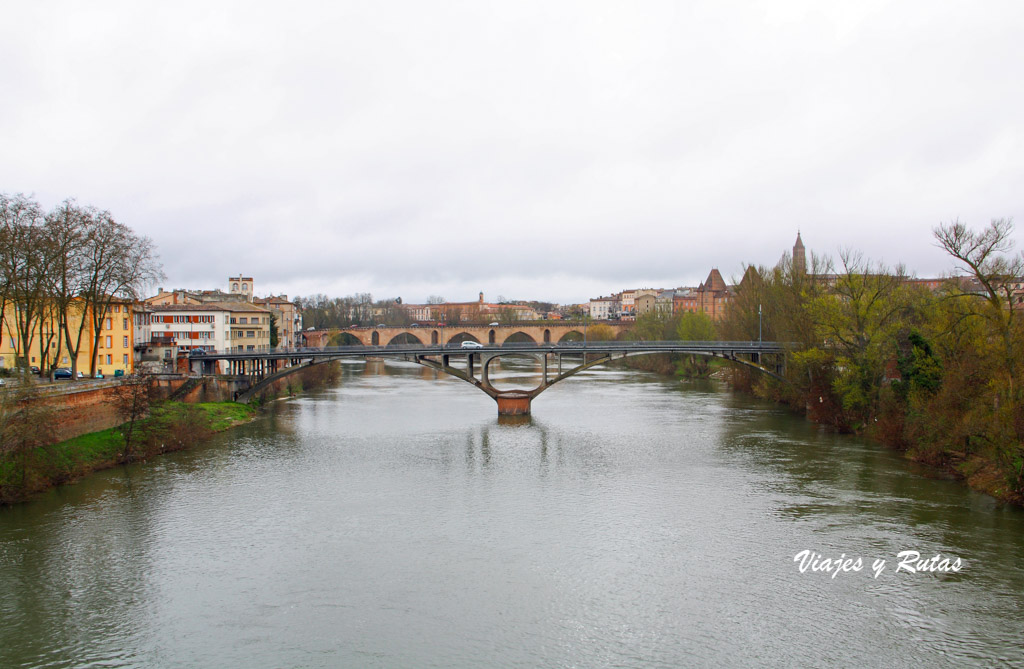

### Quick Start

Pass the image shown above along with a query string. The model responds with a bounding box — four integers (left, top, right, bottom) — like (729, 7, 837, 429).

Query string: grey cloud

(1, 0, 1022, 303)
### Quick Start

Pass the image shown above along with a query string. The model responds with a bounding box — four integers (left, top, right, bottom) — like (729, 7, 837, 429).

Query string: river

(2, 359, 1023, 668)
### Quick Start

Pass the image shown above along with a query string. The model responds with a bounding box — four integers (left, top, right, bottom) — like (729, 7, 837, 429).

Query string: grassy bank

(0, 402, 256, 505)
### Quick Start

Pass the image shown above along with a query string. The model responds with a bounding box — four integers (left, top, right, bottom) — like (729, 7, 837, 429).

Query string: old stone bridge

(303, 321, 631, 348)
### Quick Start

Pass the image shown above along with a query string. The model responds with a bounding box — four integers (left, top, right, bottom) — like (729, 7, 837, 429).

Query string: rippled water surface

(2, 360, 1023, 668)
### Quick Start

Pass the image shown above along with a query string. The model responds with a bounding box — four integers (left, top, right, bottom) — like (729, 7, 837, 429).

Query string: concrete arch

(235, 358, 328, 403)
(502, 331, 537, 345)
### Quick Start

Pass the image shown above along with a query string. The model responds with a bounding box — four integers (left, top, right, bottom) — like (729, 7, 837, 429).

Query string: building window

(123, 336, 129, 347)
(114, 305, 119, 313)
(247, 331, 255, 337)
(123, 354, 129, 365)
(122, 318, 128, 329)
(233, 283, 239, 291)
(242, 283, 248, 292)
(246, 345, 255, 351)
(105, 335, 112, 348)
(239, 317, 247, 324)
(106, 354, 112, 365)
(104, 318, 112, 329)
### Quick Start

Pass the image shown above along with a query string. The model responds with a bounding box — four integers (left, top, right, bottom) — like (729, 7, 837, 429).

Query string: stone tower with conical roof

(793, 232, 806, 275)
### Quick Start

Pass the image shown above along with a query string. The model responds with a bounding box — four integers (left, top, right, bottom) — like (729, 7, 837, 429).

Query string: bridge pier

(496, 392, 532, 415)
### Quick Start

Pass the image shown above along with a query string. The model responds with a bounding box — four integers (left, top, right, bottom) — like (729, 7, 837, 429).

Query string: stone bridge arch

(330, 332, 363, 346)
(503, 331, 537, 345)
(387, 332, 424, 346)
(447, 331, 481, 345)
(314, 322, 632, 349)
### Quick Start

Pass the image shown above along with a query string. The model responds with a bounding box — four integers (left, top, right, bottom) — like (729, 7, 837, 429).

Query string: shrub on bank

(0, 401, 256, 504)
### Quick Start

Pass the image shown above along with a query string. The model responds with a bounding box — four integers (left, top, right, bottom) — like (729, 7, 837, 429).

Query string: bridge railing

(189, 341, 794, 359)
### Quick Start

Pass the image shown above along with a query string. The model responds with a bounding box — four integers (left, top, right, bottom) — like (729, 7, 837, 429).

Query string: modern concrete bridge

(302, 321, 631, 348)
(190, 341, 789, 415)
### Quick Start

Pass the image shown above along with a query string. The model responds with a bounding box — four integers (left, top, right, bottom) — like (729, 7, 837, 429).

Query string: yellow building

(222, 303, 272, 352)
(0, 298, 135, 377)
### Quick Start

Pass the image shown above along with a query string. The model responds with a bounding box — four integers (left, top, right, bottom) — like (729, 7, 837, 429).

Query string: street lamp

(758, 303, 762, 344)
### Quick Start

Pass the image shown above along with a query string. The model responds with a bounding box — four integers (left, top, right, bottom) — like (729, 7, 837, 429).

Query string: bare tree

(46, 200, 88, 378)
(0, 194, 52, 370)
(79, 210, 163, 376)
(934, 218, 1024, 390)
(114, 370, 153, 462)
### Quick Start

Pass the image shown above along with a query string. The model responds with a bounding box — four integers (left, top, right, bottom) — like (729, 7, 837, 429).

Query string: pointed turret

(793, 232, 806, 275)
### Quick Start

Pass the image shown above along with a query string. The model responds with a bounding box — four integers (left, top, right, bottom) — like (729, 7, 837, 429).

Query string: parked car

(461, 341, 484, 349)
(53, 368, 73, 379)
(92, 372, 104, 379)
(29, 365, 39, 374)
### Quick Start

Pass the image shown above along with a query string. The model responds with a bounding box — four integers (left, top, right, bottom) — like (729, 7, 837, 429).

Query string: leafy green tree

(269, 313, 279, 348)
(586, 323, 616, 341)
(676, 312, 716, 341)
(673, 311, 717, 377)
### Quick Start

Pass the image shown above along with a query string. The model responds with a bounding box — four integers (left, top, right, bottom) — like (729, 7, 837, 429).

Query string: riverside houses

(0, 297, 136, 377)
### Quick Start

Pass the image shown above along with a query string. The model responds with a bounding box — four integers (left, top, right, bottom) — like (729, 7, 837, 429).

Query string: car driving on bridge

(460, 341, 484, 349)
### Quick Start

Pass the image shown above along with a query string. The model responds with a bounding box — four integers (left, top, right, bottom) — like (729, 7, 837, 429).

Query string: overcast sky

(3, 1, 1022, 304)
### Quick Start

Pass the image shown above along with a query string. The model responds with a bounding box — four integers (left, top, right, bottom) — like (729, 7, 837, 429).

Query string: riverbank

(0, 361, 344, 505)
(724, 366, 1024, 507)
(0, 402, 257, 505)
(623, 350, 1024, 506)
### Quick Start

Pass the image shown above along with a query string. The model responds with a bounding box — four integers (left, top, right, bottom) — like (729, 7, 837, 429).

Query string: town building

(635, 293, 657, 316)
(146, 304, 232, 355)
(225, 303, 272, 352)
(253, 295, 303, 349)
(398, 293, 540, 323)
(694, 269, 732, 320)
(228, 276, 255, 302)
(588, 295, 621, 320)
(0, 298, 135, 376)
